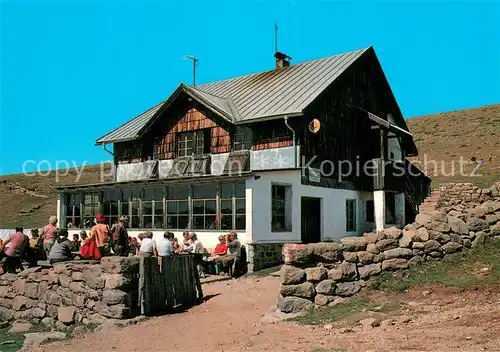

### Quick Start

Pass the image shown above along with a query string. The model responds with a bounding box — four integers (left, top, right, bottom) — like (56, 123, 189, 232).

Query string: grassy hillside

(406, 104, 500, 188)
(0, 104, 498, 228)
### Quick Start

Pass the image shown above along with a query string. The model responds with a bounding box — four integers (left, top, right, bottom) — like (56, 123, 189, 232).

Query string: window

(219, 182, 246, 231)
(177, 132, 194, 157)
(143, 187, 164, 229)
(235, 182, 246, 230)
(122, 189, 142, 228)
(232, 127, 252, 151)
(192, 185, 217, 230)
(166, 185, 189, 230)
(365, 200, 374, 223)
(102, 189, 120, 227)
(83, 192, 100, 228)
(271, 185, 291, 232)
(65, 193, 81, 228)
(177, 130, 211, 157)
(346, 199, 357, 232)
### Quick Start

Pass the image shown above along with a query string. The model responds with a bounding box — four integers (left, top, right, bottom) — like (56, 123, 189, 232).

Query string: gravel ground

(45, 275, 500, 352)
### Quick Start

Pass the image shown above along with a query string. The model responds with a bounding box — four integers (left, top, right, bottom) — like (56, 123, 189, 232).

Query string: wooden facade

(114, 96, 293, 164)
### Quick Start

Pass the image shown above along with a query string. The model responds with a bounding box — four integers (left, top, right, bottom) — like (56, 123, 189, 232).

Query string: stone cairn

(0, 257, 139, 329)
(278, 181, 500, 313)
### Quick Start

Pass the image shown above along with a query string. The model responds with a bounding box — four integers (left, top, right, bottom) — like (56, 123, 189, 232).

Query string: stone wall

(277, 181, 500, 313)
(0, 257, 139, 328)
(247, 243, 283, 272)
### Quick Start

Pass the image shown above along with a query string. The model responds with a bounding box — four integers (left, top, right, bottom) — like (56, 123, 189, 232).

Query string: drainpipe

(284, 116, 297, 167)
(103, 144, 114, 156)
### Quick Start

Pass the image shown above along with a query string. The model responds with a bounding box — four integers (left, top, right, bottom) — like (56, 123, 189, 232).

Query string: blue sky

(1, 0, 499, 175)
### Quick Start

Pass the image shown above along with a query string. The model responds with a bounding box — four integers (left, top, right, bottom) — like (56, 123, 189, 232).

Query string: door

(301, 197, 321, 243)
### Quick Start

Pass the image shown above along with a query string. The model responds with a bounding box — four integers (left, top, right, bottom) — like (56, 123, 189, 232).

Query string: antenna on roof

(183, 55, 199, 86)
(274, 21, 279, 53)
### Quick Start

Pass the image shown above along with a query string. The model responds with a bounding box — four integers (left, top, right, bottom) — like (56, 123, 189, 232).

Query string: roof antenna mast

(274, 20, 279, 53)
(183, 55, 199, 86)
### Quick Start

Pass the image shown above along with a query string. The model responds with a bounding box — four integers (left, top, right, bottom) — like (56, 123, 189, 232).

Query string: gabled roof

(96, 47, 370, 145)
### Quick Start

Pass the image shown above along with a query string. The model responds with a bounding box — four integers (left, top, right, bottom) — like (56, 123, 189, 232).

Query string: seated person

(48, 229, 75, 264)
(72, 233, 81, 251)
(172, 237, 180, 252)
(218, 232, 241, 275)
(1, 227, 29, 273)
(139, 231, 156, 257)
(187, 233, 205, 278)
(208, 235, 227, 261)
(128, 237, 139, 256)
(156, 232, 174, 258)
(181, 231, 192, 252)
(80, 234, 102, 260)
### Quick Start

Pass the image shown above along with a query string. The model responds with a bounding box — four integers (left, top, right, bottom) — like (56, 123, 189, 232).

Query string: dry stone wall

(277, 181, 500, 313)
(0, 257, 139, 328)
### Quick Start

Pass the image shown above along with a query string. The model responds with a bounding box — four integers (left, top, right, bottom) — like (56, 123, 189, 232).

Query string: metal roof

(96, 47, 370, 145)
(197, 47, 369, 121)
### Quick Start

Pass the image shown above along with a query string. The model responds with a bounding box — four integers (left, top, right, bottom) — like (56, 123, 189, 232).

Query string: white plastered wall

(246, 169, 363, 243)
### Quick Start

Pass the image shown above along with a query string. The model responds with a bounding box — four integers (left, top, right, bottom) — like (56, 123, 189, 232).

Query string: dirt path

(47, 276, 500, 352)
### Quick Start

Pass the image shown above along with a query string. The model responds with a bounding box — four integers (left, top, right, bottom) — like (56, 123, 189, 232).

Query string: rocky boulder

(358, 263, 382, 279)
(327, 262, 358, 281)
(335, 281, 362, 296)
(383, 248, 413, 259)
(381, 259, 408, 270)
(376, 239, 397, 251)
(467, 217, 489, 232)
(315, 280, 337, 295)
(415, 213, 431, 226)
(384, 227, 402, 239)
(280, 265, 306, 285)
(448, 216, 469, 235)
(280, 282, 315, 298)
(277, 296, 313, 313)
(431, 211, 448, 223)
(304, 267, 328, 282)
(442, 242, 463, 254)
(340, 237, 367, 251)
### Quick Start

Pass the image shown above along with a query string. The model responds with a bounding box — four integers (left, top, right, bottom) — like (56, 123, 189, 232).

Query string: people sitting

(208, 235, 227, 263)
(187, 233, 205, 278)
(1, 227, 29, 273)
(139, 231, 155, 257)
(172, 237, 180, 252)
(25, 228, 42, 267)
(129, 237, 139, 257)
(156, 231, 174, 258)
(112, 216, 129, 257)
(89, 214, 111, 256)
(218, 232, 241, 276)
(72, 233, 81, 251)
(48, 229, 74, 264)
(181, 231, 191, 252)
(80, 233, 102, 260)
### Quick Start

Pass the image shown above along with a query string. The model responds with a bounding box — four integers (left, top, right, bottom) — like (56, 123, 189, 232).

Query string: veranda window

(83, 192, 100, 228)
(102, 189, 120, 227)
(65, 193, 81, 228)
(166, 185, 189, 230)
(143, 187, 164, 229)
(192, 185, 217, 230)
(219, 182, 246, 231)
(122, 189, 142, 228)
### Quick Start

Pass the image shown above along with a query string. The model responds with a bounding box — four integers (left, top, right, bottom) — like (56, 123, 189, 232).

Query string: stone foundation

(247, 243, 284, 272)
(0, 257, 139, 328)
(277, 181, 500, 313)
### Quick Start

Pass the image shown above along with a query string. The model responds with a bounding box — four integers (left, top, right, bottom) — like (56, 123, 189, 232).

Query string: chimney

(274, 51, 292, 69)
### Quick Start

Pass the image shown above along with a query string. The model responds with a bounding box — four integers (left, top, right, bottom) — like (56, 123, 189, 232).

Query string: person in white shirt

(188, 233, 204, 254)
(156, 231, 174, 258)
(188, 233, 205, 278)
(139, 231, 155, 258)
